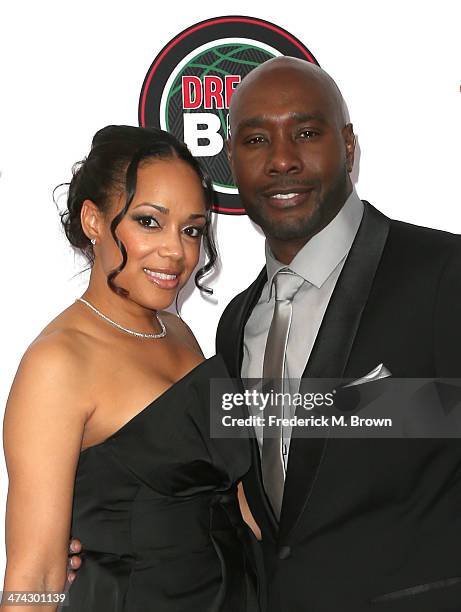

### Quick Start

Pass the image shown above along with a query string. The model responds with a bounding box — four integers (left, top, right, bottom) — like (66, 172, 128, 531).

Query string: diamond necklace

(76, 297, 167, 339)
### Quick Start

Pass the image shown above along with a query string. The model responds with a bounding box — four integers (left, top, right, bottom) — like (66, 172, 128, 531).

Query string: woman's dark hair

(58, 125, 217, 295)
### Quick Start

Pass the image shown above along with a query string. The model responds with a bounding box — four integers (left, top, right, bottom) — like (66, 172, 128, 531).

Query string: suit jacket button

(278, 545, 291, 560)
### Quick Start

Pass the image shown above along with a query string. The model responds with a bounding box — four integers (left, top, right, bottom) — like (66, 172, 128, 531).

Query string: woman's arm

(2, 335, 89, 611)
(238, 482, 261, 541)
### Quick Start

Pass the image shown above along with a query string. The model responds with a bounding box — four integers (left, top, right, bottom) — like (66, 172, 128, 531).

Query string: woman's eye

(183, 226, 204, 238)
(135, 216, 160, 229)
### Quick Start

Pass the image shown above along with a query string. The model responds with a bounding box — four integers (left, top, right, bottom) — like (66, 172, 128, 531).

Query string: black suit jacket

(216, 202, 461, 612)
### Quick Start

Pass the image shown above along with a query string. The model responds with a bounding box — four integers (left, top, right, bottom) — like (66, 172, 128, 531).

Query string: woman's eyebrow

(133, 203, 206, 220)
(134, 202, 169, 214)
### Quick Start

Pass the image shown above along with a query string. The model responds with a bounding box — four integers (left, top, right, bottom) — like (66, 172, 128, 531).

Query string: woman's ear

(81, 199, 102, 244)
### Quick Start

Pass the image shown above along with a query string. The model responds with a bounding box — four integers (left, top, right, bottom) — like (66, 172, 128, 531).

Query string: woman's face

(95, 157, 208, 311)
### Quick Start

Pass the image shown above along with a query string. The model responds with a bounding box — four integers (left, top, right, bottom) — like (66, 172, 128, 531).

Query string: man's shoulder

(389, 216, 461, 245)
(365, 202, 461, 263)
(221, 268, 266, 313)
(217, 268, 267, 336)
(385, 215, 461, 268)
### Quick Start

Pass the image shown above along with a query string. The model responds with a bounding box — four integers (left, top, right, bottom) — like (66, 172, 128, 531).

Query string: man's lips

(261, 187, 314, 209)
(143, 268, 181, 289)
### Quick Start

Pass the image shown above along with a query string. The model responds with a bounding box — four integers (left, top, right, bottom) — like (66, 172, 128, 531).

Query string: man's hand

(67, 538, 82, 583)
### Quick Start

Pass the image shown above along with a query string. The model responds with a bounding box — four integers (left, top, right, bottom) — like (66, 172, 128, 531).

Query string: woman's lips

(143, 268, 180, 289)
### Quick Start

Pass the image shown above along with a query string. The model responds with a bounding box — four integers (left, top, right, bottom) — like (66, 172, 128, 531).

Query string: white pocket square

(343, 363, 392, 388)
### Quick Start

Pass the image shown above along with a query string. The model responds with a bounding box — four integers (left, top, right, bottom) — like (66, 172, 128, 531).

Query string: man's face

(228, 68, 355, 243)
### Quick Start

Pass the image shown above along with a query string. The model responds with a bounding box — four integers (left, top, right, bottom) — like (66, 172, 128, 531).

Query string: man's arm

(434, 238, 461, 377)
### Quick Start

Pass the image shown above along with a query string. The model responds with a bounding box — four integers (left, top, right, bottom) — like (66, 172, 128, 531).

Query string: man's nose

(157, 229, 185, 261)
(265, 138, 302, 175)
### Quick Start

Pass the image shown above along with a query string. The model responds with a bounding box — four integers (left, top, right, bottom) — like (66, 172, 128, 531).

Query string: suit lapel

(279, 202, 391, 541)
(229, 268, 281, 536)
(222, 267, 267, 378)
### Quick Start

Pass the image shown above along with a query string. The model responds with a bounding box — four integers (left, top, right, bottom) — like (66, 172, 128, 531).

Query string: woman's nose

(157, 230, 185, 261)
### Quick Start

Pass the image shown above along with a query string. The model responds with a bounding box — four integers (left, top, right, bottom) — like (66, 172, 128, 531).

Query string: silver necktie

(262, 269, 304, 520)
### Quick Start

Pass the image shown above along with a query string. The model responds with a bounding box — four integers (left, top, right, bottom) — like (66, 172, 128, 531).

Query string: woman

(2, 125, 261, 611)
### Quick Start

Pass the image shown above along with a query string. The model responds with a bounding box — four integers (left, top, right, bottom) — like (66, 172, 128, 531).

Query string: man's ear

(225, 138, 237, 184)
(225, 138, 232, 165)
(343, 123, 356, 173)
(80, 199, 102, 243)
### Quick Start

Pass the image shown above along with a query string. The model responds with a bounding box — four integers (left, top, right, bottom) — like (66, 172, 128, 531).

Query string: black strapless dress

(66, 355, 261, 612)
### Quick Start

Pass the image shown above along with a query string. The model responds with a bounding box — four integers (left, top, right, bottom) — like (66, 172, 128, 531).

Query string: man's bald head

(229, 56, 348, 135)
(226, 55, 356, 264)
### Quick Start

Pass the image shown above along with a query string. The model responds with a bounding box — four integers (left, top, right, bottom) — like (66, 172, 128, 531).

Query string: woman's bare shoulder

(30, 324, 87, 366)
(4, 308, 94, 455)
(160, 311, 204, 357)
(10, 305, 96, 406)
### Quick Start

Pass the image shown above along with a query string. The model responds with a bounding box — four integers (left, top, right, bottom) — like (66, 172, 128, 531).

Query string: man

(216, 57, 461, 611)
(68, 57, 461, 610)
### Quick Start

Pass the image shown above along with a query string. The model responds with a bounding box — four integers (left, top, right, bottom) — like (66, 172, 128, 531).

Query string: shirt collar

(264, 188, 364, 301)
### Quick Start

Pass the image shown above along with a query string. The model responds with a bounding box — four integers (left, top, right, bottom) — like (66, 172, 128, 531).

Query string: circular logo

(139, 16, 319, 214)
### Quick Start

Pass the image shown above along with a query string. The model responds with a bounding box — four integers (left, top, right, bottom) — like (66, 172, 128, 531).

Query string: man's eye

(183, 226, 204, 238)
(135, 216, 160, 228)
(298, 129, 319, 139)
(245, 135, 266, 145)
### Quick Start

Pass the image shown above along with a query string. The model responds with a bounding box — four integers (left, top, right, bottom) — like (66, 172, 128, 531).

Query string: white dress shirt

(242, 189, 364, 470)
